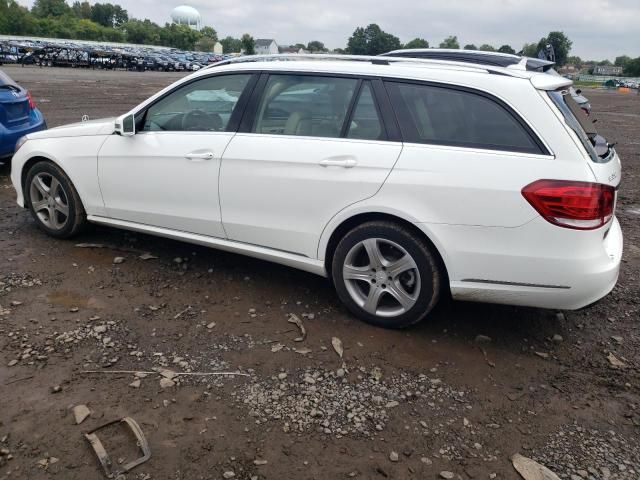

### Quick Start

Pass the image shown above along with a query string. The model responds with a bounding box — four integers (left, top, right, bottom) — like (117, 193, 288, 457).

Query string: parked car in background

(0, 69, 46, 161)
(10, 55, 622, 328)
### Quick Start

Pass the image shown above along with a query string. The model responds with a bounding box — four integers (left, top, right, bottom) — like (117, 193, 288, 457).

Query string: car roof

(197, 54, 570, 91)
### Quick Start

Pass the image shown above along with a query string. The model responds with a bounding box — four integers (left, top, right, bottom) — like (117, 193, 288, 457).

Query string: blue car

(0, 69, 46, 160)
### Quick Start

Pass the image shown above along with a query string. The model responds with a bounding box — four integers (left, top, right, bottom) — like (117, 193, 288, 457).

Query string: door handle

(319, 157, 358, 168)
(185, 151, 214, 161)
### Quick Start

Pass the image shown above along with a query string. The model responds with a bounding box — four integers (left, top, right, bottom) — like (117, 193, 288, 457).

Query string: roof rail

(202, 53, 510, 75)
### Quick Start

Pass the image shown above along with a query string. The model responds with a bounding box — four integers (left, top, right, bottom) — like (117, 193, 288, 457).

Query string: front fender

(10, 136, 109, 216)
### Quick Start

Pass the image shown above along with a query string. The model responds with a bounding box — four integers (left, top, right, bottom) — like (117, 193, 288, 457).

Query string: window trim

(134, 71, 260, 133)
(343, 80, 388, 141)
(237, 71, 397, 142)
(383, 78, 550, 156)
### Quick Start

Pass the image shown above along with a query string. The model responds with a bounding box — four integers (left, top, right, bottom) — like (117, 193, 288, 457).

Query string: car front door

(98, 73, 256, 237)
(219, 74, 403, 258)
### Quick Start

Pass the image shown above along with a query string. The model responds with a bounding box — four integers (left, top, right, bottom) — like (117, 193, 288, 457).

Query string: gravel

(533, 423, 640, 479)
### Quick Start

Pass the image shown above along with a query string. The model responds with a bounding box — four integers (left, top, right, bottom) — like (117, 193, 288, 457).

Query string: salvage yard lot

(1, 66, 639, 479)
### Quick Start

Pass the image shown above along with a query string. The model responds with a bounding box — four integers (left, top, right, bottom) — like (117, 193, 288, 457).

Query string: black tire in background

(24, 161, 87, 239)
(331, 221, 442, 329)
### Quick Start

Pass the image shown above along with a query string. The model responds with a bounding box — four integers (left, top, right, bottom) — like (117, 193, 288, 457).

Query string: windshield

(548, 90, 611, 163)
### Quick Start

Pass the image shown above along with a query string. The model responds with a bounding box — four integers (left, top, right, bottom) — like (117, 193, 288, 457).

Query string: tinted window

(253, 75, 358, 138)
(142, 74, 251, 132)
(346, 82, 385, 141)
(386, 81, 542, 153)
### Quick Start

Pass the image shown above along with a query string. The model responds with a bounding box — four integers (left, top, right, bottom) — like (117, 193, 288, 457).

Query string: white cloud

(16, 0, 640, 59)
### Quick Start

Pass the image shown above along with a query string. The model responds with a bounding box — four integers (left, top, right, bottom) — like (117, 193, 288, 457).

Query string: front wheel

(25, 161, 87, 238)
(331, 221, 442, 329)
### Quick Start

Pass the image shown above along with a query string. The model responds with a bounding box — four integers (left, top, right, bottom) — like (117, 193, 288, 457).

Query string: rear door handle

(185, 151, 214, 161)
(319, 157, 358, 168)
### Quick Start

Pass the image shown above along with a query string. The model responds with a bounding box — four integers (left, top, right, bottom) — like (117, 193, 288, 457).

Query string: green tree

(536, 31, 572, 65)
(403, 38, 429, 49)
(520, 42, 538, 57)
(566, 55, 582, 67)
(479, 44, 495, 52)
(31, 0, 70, 17)
(307, 40, 327, 52)
(220, 36, 242, 53)
(346, 24, 401, 55)
(159, 23, 200, 50)
(439, 35, 459, 49)
(241, 33, 255, 54)
(200, 26, 217, 41)
(71, 0, 91, 19)
(122, 19, 160, 45)
(623, 57, 640, 76)
(194, 26, 217, 51)
(463, 44, 477, 50)
(90, 3, 128, 28)
(0, 0, 37, 35)
(498, 44, 515, 54)
(614, 55, 631, 67)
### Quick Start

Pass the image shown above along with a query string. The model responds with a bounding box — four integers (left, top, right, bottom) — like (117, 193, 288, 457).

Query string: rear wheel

(25, 161, 86, 239)
(331, 221, 442, 329)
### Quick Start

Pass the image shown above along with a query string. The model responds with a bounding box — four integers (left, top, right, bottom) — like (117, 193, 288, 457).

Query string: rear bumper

(0, 109, 47, 158)
(419, 216, 623, 310)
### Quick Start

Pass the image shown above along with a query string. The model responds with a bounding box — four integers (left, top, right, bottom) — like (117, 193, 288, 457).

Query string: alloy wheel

(342, 238, 421, 318)
(29, 172, 70, 230)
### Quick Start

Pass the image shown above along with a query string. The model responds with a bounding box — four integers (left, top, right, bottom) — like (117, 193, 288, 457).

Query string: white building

(255, 39, 278, 55)
(170, 5, 202, 31)
(213, 41, 223, 54)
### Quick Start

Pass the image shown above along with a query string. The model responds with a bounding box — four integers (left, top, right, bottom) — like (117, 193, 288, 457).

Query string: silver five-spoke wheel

(29, 172, 70, 230)
(342, 238, 421, 318)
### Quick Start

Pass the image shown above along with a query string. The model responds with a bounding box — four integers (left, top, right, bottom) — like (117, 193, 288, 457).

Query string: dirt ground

(0, 66, 639, 480)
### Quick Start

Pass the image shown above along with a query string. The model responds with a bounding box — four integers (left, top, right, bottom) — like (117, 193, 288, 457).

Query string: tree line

(1, 1, 638, 73)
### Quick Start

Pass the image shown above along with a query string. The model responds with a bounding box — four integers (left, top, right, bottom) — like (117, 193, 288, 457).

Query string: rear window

(548, 90, 611, 163)
(386, 81, 544, 154)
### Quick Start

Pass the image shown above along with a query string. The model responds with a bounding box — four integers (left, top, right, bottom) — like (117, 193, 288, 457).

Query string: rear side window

(252, 75, 358, 138)
(385, 81, 544, 154)
(548, 90, 610, 163)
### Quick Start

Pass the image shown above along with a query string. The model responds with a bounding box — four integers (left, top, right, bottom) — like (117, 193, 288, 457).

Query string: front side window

(386, 81, 543, 154)
(142, 74, 252, 132)
(252, 75, 358, 138)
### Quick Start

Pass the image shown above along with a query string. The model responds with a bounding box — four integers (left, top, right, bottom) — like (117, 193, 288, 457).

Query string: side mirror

(575, 88, 582, 94)
(115, 113, 135, 137)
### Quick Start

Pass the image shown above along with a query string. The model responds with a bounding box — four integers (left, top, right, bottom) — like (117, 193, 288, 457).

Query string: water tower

(170, 5, 202, 31)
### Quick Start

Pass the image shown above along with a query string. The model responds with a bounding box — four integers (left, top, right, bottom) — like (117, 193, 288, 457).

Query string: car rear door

(218, 73, 403, 258)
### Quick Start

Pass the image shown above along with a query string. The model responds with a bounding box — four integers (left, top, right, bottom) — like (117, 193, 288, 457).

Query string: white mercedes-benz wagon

(10, 54, 622, 328)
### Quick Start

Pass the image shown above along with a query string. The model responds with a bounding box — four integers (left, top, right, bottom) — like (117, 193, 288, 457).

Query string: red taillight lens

(522, 180, 615, 230)
(27, 91, 36, 110)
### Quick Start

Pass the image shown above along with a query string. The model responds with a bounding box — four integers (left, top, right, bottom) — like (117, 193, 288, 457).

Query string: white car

(10, 54, 623, 328)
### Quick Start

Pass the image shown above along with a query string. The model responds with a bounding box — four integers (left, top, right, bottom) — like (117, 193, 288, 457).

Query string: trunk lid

(0, 77, 30, 126)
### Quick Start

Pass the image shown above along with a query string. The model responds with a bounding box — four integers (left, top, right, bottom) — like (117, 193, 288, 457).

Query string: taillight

(27, 91, 36, 110)
(522, 180, 615, 230)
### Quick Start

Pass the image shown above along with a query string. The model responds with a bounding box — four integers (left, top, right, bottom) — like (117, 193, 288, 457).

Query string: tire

(331, 221, 441, 329)
(24, 161, 86, 239)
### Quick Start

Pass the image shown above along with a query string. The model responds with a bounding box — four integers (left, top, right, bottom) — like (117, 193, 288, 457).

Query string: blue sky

(17, 0, 640, 60)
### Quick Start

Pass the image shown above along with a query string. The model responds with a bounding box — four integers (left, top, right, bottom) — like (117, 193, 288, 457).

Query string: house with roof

(255, 39, 279, 55)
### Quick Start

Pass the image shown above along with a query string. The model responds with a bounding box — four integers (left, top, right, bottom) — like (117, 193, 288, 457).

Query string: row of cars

(0, 39, 228, 72)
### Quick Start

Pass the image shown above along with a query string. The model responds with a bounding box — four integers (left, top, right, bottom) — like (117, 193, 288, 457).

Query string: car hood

(27, 117, 116, 140)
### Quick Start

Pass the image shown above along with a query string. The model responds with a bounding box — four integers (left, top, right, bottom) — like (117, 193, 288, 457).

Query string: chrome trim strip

(461, 279, 571, 289)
